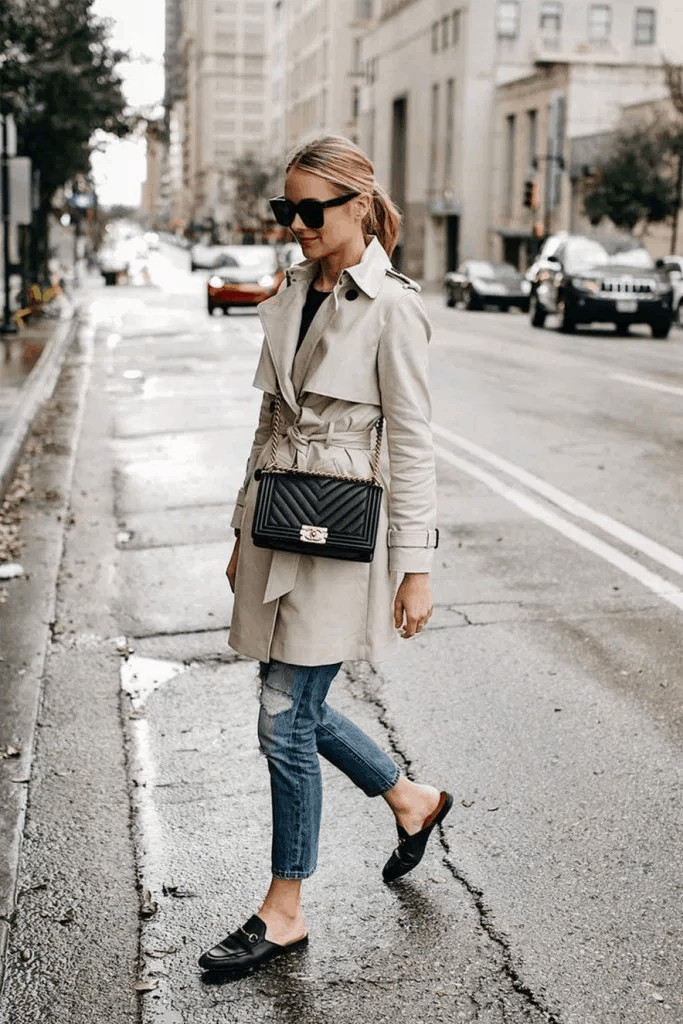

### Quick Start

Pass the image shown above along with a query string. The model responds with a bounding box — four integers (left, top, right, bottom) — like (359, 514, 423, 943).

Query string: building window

(634, 7, 656, 44)
(429, 83, 440, 193)
(356, 0, 373, 18)
(505, 114, 516, 215)
(540, 1, 562, 35)
(588, 4, 611, 42)
(444, 78, 455, 189)
(527, 109, 537, 170)
(441, 15, 449, 48)
(497, 1, 520, 39)
(352, 86, 360, 120)
(431, 21, 439, 52)
(451, 9, 461, 44)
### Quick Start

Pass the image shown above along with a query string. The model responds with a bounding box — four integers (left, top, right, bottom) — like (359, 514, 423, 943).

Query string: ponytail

(364, 185, 401, 259)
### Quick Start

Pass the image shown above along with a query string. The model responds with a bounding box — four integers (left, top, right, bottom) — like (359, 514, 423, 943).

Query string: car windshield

(562, 239, 609, 274)
(467, 261, 496, 279)
(608, 247, 655, 269)
(227, 247, 276, 270)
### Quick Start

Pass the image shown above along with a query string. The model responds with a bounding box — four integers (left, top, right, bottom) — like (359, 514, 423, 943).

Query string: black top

(296, 283, 331, 352)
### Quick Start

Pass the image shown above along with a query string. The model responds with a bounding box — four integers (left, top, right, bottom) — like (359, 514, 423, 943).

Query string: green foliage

(584, 128, 678, 232)
(1, 0, 130, 277)
(229, 153, 280, 233)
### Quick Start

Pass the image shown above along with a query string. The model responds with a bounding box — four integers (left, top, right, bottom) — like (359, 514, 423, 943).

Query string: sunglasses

(269, 192, 360, 230)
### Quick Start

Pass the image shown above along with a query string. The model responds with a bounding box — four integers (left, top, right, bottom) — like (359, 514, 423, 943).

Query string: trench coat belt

(262, 423, 375, 605)
(277, 423, 374, 470)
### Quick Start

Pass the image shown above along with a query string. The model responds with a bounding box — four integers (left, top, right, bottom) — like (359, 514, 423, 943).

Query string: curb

(0, 314, 79, 501)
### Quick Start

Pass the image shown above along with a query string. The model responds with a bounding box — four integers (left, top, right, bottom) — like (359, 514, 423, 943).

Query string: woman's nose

(290, 212, 305, 231)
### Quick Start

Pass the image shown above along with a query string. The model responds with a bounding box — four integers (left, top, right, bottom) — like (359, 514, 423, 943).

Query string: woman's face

(283, 167, 370, 262)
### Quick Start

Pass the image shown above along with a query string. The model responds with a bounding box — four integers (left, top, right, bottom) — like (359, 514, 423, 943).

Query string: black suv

(528, 236, 674, 339)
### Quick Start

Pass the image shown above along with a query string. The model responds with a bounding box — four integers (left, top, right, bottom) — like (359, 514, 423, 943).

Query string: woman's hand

(393, 573, 433, 638)
(225, 536, 241, 593)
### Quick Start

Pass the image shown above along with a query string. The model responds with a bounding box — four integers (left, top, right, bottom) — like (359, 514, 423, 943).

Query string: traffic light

(523, 180, 539, 209)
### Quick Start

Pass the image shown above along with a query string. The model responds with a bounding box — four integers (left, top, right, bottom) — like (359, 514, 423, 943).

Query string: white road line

(434, 444, 683, 612)
(610, 372, 683, 398)
(432, 422, 683, 580)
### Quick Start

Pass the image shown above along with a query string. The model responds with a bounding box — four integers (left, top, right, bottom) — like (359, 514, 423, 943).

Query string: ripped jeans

(258, 660, 401, 879)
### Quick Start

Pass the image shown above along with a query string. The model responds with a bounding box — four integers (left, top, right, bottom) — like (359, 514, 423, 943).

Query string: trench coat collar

(257, 236, 391, 413)
(283, 235, 391, 298)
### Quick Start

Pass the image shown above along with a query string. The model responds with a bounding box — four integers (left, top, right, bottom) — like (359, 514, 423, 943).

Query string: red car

(207, 245, 284, 314)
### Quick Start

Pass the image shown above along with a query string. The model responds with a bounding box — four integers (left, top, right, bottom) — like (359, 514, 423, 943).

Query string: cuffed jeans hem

(367, 764, 401, 798)
(272, 867, 317, 880)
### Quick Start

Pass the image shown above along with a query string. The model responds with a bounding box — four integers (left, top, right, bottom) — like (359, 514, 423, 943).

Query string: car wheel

(191, 262, 197, 272)
(207, 299, 216, 315)
(222, 305, 231, 316)
(500, 304, 510, 313)
(529, 293, 546, 328)
(650, 319, 671, 340)
(103, 272, 117, 286)
(677, 300, 683, 326)
(446, 291, 456, 308)
(615, 323, 630, 336)
(558, 300, 576, 334)
(465, 288, 482, 311)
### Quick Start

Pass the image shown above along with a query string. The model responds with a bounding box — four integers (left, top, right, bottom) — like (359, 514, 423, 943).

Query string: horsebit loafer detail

(198, 914, 308, 976)
(382, 791, 454, 883)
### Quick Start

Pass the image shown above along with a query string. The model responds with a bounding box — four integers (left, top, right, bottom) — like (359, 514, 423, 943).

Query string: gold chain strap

(265, 389, 383, 486)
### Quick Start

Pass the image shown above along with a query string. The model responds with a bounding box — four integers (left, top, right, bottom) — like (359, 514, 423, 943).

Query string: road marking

(610, 373, 683, 398)
(434, 444, 683, 612)
(432, 423, 683, 580)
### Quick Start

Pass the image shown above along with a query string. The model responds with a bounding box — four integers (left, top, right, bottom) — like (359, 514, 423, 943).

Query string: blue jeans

(257, 660, 401, 879)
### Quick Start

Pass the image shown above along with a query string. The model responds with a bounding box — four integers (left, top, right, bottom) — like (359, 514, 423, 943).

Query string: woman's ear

(355, 194, 372, 221)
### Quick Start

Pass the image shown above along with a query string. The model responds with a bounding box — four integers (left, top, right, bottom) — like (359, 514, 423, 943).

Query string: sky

(90, 0, 166, 207)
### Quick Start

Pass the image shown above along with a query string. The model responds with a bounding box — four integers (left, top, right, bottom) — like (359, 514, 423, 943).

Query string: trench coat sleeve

(377, 291, 438, 574)
(230, 391, 273, 531)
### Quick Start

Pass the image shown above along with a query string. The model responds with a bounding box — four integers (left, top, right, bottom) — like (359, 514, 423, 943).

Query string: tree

(0, 0, 129, 282)
(663, 62, 683, 252)
(229, 153, 280, 240)
(584, 126, 678, 233)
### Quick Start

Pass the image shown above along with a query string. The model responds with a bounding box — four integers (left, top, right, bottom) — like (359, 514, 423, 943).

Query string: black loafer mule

(382, 790, 454, 883)
(198, 914, 308, 978)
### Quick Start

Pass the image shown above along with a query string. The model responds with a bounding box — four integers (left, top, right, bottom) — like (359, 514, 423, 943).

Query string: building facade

(359, 0, 683, 280)
(162, 0, 271, 236)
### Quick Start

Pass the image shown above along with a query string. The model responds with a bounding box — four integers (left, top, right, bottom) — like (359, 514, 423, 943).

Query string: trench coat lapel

(257, 279, 307, 413)
(291, 289, 338, 397)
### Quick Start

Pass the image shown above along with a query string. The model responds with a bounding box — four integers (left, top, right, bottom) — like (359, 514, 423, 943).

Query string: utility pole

(1, 111, 18, 334)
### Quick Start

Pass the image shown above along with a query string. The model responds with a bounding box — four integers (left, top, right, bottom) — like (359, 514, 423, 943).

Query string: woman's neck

(315, 237, 367, 291)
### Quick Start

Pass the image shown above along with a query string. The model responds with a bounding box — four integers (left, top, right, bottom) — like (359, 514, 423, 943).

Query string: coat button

(345, 288, 359, 301)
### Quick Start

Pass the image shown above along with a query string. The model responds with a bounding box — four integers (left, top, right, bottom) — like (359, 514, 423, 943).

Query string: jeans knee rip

(260, 682, 293, 717)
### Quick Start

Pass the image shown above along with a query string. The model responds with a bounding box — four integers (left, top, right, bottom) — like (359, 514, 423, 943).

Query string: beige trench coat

(228, 236, 438, 666)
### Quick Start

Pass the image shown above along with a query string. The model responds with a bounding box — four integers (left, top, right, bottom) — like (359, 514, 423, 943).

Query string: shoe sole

(199, 936, 309, 981)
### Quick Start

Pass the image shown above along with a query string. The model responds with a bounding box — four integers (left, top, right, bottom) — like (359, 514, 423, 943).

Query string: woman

(199, 135, 451, 978)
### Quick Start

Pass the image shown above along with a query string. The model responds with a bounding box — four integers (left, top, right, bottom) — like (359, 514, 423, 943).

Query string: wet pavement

(0, 243, 681, 1023)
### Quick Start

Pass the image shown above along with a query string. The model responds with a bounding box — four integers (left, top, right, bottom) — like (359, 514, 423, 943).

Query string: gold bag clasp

(300, 524, 328, 544)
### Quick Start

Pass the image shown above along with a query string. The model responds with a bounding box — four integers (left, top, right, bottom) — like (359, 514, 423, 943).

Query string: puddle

(120, 654, 186, 711)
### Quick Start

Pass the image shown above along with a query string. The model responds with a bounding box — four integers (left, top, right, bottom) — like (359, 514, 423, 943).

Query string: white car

(190, 242, 228, 272)
(656, 256, 683, 324)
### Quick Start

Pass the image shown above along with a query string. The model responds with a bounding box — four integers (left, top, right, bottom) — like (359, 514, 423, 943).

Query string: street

(1, 241, 681, 1024)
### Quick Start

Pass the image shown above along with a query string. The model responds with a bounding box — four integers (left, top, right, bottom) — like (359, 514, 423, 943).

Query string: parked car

(207, 246, 284, 314)
(655, 256, 683, 325)
(190, 242, 229, 272)
(97, 244, 129, 286)
(528, 235, 674, 338)
(445, 260, 531, 311)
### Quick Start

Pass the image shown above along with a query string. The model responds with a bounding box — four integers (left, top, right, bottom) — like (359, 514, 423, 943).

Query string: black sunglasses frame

(269, 192, 360, 230)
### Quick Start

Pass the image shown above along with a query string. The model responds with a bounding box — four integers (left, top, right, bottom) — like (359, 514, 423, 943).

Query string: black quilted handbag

(252, 391, 383, 562)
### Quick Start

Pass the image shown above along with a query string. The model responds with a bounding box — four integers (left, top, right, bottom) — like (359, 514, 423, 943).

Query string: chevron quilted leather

(252, 469, 383, 562)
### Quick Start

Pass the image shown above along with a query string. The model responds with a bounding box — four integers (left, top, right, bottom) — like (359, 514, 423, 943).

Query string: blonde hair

(285, 134, 401, 258)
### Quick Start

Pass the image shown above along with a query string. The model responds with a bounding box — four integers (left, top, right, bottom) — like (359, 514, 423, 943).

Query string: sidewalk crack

(344, 660, 563, 1024)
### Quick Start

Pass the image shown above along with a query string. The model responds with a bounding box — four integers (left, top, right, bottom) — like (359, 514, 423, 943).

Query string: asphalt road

(1, 243, 681, 1024)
